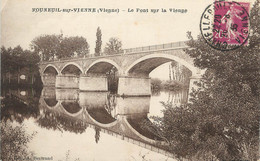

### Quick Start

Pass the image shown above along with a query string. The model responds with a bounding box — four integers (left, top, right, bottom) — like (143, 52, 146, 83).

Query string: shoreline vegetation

(1, 79, 43, 89)
(1, 46, 43, 89)
(143, 1, 260, 160)
(151, 78, 188, 91)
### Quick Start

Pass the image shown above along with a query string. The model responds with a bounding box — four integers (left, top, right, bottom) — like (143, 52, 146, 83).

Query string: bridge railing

(40, 41, 188, 63)
(124, 41, 187, 54)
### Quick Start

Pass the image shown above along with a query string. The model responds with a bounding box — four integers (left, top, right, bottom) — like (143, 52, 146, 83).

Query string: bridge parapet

(39, 41, 188, 64)
(124, 41, 187, 54)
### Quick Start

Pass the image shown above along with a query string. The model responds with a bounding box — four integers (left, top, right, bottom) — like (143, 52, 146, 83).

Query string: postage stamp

(200, 1, 250, 51)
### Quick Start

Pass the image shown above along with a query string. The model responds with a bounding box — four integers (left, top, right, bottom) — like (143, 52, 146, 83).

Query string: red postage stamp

(200, 1, 250, 51)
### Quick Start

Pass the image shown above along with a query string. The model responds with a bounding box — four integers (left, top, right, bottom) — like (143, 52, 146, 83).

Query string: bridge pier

(116, 97, 150, 115)
(79, 75, 108, 91)
(79, 91, 108, 108)
(56, 89, 79, 101)
(55, 74, 79, 89)
(118, 76, 151, 97)
(41, 87, 56, 98)
(42, 74, 56, 86)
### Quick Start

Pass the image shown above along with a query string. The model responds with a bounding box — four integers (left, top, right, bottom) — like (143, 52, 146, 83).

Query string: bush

(151, 78, 162, 90)
(161, 80, 183, 91)
(1, 122, 36, 161)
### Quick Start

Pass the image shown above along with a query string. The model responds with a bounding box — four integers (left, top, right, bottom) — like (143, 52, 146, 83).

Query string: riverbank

(151, 78, 188, 91)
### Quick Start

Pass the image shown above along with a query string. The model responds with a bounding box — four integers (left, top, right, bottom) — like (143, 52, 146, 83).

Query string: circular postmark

(200, 1, 250, 51)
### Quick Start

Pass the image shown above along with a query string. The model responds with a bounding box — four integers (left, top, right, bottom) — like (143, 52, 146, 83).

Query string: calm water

(1, 87, 188, 161)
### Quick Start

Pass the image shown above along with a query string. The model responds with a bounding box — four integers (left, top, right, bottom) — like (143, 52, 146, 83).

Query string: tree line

(1, 27, 123, 86)
(31, 34, 90, 61)
(31, 27, 123, 61)
(1, 46, 41, 87)
(169, 61, 191, 85)
(151, 62, 192, 91)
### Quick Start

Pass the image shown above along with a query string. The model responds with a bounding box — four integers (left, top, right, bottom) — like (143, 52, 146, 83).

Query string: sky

(1, 0, 255, 79)
(1, 0, 213, 51)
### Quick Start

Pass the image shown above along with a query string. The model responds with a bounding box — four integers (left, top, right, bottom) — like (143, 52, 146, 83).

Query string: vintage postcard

(1, 0, 259, 160)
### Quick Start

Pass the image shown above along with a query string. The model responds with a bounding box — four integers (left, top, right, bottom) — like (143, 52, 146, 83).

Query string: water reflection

(40, 88, 164, 143)
(152, 89, 188, 105)
(56, 88, 78, 101)
(1, 88, 40, 123)
(149, 89, 188, 118)
(2, 86, 258, 160)
(1, 87, 189, 160)
(116, 97, 150, 116)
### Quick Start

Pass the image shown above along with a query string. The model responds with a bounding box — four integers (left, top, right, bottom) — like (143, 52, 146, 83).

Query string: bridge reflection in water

(39, 87, 183, 158)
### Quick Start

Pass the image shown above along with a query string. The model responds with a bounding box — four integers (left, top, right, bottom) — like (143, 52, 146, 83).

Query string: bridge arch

(41, 98, 60, 110)
(123, 117, 165, 144)
(60, 102, 84, 118)
(43, 98, 58, 108)
(125, 53, 200, 77)
(61, 62, 84, 74)
(85, 59, 121, 75)
(42, 64, 60, 75)
(85, 109, 118, 128)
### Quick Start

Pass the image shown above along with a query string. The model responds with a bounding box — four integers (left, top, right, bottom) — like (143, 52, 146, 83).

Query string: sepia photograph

(1, 0, 259, 160)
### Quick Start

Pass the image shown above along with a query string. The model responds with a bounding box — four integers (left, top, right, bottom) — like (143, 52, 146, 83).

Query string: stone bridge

(39, 41, 203, 96)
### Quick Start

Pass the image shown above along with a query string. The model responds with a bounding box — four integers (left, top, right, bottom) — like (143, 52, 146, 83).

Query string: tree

(1, 46, 41, 86)
(169, 61, 191, 86)
(30, 34, 62, 61)
(1, 47, 13, 83)
(60, 36, 89, 58)
(21, 49, 41, 84)
(169, 64, 172, 81)
(1, 122, 36, 161)
(95, 27, 102, 56)
(181, 66, 192, 85)
(144, 1, 260, 160)
(104, 37, 123, 55)
(171, 62, 191, 85)
(30, 34, 89, 61)
(94, 126, 101, 143)
(151, 78, 162, 90)
(170, 61, 176, 81)
(106, 66, 118, 93)
(37, 108, 88, 134)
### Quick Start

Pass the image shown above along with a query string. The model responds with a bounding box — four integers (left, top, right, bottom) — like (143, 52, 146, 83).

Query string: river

(1, 87, 188, 161)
